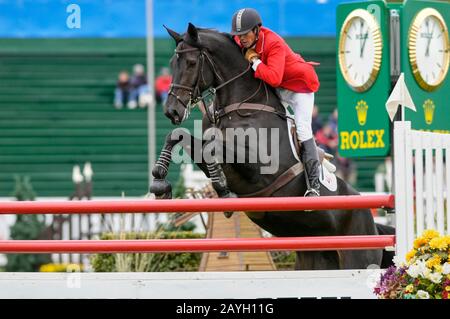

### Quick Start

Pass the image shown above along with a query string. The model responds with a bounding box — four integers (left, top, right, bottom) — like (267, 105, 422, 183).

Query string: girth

(238, 162, 304, 198)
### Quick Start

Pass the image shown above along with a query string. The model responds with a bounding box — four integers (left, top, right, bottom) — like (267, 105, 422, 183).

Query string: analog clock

(338, 9, 383, 92)
(408, 8, 449, 92)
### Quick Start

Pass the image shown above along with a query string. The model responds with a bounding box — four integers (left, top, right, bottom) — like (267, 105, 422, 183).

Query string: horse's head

(164, 23, 218, 125)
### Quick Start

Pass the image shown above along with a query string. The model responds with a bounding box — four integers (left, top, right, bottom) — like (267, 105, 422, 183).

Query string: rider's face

(238, 30, 257, 48)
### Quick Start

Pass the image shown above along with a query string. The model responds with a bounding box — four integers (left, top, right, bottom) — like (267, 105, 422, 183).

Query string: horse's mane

(182, 28, 241, 53)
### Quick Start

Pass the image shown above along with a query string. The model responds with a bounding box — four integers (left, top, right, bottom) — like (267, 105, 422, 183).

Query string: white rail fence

(394, 121, 450, 259)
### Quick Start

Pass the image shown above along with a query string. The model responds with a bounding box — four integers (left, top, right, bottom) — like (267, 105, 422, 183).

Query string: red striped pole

(0, 195, 394, 215)
(0, 235, 395, 253)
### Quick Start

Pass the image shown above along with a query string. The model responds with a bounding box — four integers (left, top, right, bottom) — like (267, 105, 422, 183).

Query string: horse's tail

(376, 223, 395, 268)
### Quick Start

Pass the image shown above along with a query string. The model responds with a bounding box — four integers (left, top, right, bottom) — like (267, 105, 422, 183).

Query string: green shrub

(271, 251, 296, 270)
(90, 231, 204, 272)
(6, 175, 51, 272)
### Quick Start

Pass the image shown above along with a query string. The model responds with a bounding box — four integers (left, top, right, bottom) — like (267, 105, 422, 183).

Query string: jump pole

(0, 194, 394, 215)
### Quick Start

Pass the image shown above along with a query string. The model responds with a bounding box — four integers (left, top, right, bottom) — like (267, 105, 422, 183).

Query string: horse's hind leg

(295, 251, 340, 270)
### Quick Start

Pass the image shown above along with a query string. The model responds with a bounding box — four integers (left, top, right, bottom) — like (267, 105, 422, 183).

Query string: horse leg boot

(206, 159, 237, 218)
(150, 130, 184, 199)
(300, 138, 321, 197)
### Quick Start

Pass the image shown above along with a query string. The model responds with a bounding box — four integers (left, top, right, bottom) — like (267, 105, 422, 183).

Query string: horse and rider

(150, 8, 395, 270)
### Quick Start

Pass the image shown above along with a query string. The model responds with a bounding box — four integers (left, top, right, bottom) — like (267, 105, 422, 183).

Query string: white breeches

(277, 89, 315, 142)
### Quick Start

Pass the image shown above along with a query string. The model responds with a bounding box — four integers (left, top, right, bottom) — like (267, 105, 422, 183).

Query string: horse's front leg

(149, 130, 183, 199)
(149, 128, 211, 199)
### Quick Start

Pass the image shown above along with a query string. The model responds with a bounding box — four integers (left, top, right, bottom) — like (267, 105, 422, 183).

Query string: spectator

(129, 64, 150, 109)
(311, 104, 323, 135)
(114, 71, 130, 109)
(328, 108, 338, 134)
(315, 123, 338, 156)
(155, 67, 172, 105)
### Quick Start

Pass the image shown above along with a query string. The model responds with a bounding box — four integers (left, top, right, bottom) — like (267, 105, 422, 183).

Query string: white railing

(394, 121, 450, 259)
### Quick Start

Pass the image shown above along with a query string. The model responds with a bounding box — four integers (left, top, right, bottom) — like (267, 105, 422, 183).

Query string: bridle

(168, 43, 254, 123)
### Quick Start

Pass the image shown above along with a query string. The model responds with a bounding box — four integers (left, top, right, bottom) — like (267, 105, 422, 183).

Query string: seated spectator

(155, 67, 172, 105)
(311, 104, 323, 135)
(316, 124, 338, 156)
(114, 71, 130, 109)
(328, 108, 338, 134)
(129, 64, 150, 109)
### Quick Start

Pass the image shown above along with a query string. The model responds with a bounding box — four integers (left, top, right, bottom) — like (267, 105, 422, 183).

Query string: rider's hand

(245, 49, 260, 63)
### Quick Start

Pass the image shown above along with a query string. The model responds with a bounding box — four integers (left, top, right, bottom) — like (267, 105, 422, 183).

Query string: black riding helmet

(230, 8, 262, 36)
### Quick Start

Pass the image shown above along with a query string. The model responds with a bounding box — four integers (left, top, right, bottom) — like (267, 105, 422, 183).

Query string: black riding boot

(300, 138, 321, 197)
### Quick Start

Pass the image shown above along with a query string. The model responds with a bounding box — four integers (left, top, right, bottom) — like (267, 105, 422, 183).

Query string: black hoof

(150, 179, 172, 199)
(224, 212, 234, 218)
(222, 191, 237, 218)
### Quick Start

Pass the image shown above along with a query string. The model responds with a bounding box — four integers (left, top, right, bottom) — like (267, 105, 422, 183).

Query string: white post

(435, 135, 444, 234)
(393, 121, 409, 259)
(414, 136, 424, 235)
(146, 0, 156, 188)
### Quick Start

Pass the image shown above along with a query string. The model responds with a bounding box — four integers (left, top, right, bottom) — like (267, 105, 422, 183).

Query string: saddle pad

(319, 163, 338, 192)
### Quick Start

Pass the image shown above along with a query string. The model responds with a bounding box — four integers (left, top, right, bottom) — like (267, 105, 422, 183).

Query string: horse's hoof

(150, 179, 172, 199)
(224, 212, 234, 218)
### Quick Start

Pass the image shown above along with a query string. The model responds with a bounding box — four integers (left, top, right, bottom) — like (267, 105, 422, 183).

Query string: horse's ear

(187, 22, 199, 43)
(163, 25, 182, 44)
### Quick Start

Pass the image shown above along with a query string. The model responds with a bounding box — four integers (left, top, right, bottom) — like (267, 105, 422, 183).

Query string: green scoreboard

(337, 0, 450, 158)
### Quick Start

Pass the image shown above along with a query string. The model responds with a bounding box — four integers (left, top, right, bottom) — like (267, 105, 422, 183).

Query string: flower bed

(374, 230, 450, 299)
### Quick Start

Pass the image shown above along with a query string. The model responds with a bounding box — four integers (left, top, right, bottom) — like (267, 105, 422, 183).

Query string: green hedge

(90, 231, 204, 272)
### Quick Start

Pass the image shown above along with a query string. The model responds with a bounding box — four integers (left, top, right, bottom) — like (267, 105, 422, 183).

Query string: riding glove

(244, 49, 260, 63)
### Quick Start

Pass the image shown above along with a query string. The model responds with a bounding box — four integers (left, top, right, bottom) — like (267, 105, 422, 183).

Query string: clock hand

(360, 31, 368, 58)
(425, 23, 435, 57)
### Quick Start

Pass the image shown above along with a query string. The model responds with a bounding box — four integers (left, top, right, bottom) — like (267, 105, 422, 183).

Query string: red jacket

(234, 27, 320, 93)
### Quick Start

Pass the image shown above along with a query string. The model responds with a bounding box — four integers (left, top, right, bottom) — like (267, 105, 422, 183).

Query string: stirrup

(304, 188, 320, 197)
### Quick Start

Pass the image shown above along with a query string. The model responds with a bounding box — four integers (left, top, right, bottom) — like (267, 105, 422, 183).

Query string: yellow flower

(429, 237, 448, 250)
(434, 264, 443, 273)
(406, 249, 417, 262)
(422, 229, 440, 241)
(426, 255, 442, 269)
(414, 237, 428, 249)
(405, 284, 414, 293)
(446, 286, 450, 292)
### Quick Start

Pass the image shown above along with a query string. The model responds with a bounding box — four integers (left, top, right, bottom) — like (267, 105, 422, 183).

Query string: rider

(230, 8, 321, 197)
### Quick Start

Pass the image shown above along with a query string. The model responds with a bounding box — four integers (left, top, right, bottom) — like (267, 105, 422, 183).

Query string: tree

(6, 176, 51, 272)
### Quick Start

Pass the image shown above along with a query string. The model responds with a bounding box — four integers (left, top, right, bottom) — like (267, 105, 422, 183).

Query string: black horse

(151, 23, 394, 270)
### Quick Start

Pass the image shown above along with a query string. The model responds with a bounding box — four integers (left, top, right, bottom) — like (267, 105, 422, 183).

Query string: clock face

(339, 9, 383, 92)
(409, 8, 449, 91)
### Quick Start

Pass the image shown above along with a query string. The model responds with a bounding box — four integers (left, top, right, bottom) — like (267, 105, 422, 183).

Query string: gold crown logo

(423, 99, 435, 125)
(355, 100, 369, 126)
